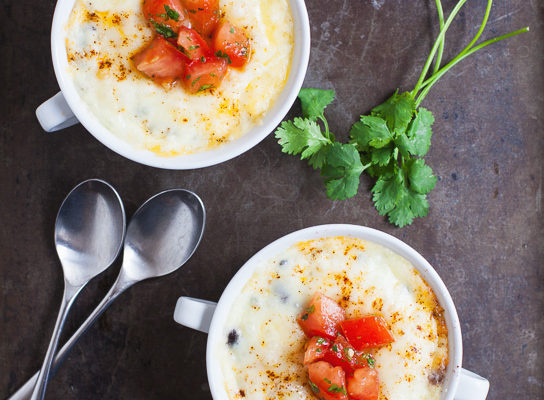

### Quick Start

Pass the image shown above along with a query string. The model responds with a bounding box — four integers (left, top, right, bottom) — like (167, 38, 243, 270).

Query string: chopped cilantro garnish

(308, 380, 320, 394)
(301, 304, 315, 321)
(150, 19, 177, 39)
(188, 45, 200, 51)
(316, 337, 326, 344)
(323, 378, 332, 384)
(230, 26, 235, 33)
(200, 56, 206, 63)
(197, 84, 214, 92)
(331, 344, 338, 352)
(327, 384, 347, 395)
(191, 76, 201, 86)
(215, 50, 232, 64)
(163, 5, 180, 21)
(359, 353, 376, 368)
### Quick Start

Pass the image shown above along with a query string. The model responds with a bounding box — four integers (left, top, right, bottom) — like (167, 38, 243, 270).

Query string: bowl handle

(36, 92, 79, 132)
(454, 368, 489, 399)
(173, 296, 217, 333)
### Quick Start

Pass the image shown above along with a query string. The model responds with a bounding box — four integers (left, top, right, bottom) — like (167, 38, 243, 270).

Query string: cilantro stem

(460, 0, 493, 55)
(421, 0, 493, 90)
(433, 0, 445, 74)
(415, 26, 530, 106)
(411, 0, 468, 99)
(319, 114, 331, 140)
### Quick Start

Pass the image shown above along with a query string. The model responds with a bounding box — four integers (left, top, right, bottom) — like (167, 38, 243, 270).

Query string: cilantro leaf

(215, 50, 232, 64)
(371, 170, 430, 227)
(387, 190, 429, 227)
(371, 171, 404, 214)
(164, 5, 180, 21)
(275, 117, 331, 160)
(371, 146, 394, 166)
(350, 115, 393, 149)
(298, 88, 336, 120)
(308, 380, 320, 394)
(150, 19, 177, 39)
(406, 107, 434, 156)
(405, 158, 437, 194)
(308, 145, 330, 169)
(371, 91, 415, 133)
(321, 143, 366, 200)
(397, 107, 434, 158)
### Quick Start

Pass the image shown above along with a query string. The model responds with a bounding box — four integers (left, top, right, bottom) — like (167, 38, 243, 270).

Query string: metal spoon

(10, 189, 205, 400)
(29, 179, 126, 400)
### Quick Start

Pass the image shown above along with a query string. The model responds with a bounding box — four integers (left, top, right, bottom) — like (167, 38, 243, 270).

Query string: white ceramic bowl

(36, 0, 311, 169)
(174, 224, 490, 400)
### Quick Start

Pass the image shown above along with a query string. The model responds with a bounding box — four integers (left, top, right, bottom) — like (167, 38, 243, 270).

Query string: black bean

(227, 329, 239, 346)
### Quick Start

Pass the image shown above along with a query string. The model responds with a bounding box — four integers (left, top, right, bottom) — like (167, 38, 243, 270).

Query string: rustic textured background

(1, 0, 542, 398)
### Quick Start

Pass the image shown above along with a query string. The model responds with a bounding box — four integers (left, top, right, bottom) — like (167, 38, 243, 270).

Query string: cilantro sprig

(275, 0, 528, 227)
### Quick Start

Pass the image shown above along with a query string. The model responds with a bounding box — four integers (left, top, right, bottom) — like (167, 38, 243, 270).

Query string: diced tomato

(321, 335, 377, 372)
(347, 368, 380, 400)
(183, 56, 227, 93)
(308, 361, 348, 400)
(181, 0, 219, 37)
(212, 21, 251, 68)
(133, 36, 188, 82)
(176, 26, 211, 60)
(143, 0, 187, 33)
(321, 335, 359, 372)
(297, 292, 345, 340)
(304, 337, 331, 365)
(339, 316, 394, 351)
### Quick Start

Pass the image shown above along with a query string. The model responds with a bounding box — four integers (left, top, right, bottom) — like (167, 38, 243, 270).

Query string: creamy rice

(217, 237, 448, 400)
(65, 0, 293, 155)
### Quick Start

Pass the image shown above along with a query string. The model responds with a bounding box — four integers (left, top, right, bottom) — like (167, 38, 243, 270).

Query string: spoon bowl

(122, 189, 206, 282)
(55, 179, 126, 285)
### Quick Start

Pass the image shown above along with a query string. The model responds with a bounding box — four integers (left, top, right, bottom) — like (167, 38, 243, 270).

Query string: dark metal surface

(1, 0, 542, 399)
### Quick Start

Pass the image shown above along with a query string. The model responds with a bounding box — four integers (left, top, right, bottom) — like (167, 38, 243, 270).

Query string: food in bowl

(216, 237, 449, 399)
(64, 0, 294, 156)
(133, 0, 251, 92)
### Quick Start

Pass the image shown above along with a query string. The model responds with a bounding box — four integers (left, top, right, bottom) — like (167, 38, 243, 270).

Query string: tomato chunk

(143, 0, 187, 33)
(183, 57, 227, 93)
(298, 292, 345, 340)
(320, 335, 374, 371)
(321, 335, 362, 372)
(304, 337, 331, 365)
(339, 316, 394, 351)
(212, 21, 251, 68)
(308, 361, 348, 400)
(177, 26, 211, 60)
(133, 36, 188, 82)
(181, 0, 219, 37)
(347, 368, 380, 400)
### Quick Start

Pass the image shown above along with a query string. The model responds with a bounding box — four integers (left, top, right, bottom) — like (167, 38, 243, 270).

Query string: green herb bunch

(275, 0, 529, 227)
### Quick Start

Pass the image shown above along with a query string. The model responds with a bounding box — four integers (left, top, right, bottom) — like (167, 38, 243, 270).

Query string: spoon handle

(8, 273, 134, 400)
(29, 282, 83, 400)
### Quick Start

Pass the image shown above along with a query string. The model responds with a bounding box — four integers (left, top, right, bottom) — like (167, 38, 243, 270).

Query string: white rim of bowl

(50, 0, 311, 170)
(206, 224, 462, 400)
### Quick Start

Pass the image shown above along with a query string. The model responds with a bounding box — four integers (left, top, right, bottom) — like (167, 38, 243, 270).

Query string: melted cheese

(217, 237, 448, 400)
(65, 0, 293, 155)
